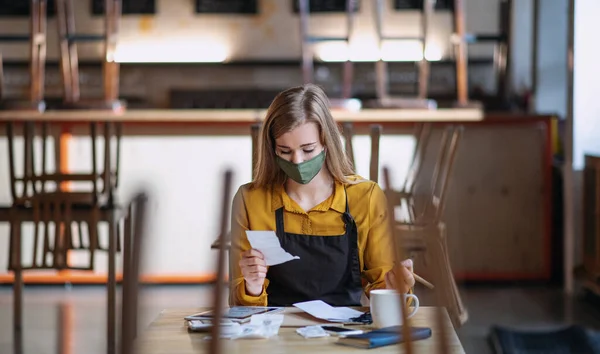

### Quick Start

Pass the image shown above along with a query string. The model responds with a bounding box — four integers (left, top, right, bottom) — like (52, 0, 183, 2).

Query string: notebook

(336, 326, 432, 349)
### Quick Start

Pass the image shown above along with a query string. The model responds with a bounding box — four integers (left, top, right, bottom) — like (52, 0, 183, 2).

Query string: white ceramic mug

(370, 289, 420, 328)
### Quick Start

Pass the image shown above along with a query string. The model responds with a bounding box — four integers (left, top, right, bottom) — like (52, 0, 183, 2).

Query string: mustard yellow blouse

(229, 175, 406, 306)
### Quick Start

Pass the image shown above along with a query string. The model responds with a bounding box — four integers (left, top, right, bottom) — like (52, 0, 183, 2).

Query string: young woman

(230, 84, 414, 307)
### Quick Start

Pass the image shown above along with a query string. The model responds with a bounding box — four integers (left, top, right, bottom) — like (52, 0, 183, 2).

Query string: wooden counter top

(0, 108, 483, 123)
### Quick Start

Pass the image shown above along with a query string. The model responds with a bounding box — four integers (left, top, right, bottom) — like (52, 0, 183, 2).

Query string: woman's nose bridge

(292, 150, 303, 163)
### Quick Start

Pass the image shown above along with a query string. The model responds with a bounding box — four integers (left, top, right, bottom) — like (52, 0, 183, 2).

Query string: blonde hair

(252, 84, 355, 188)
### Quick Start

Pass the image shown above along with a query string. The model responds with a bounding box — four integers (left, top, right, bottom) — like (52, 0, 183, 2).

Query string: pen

(414, 273, 434, 289)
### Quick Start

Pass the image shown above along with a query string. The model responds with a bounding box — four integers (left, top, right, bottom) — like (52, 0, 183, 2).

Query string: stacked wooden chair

(0, 0, 47, 112)
(370, 0, 437, 109)
(359, 120, 466, 328)
(298, 0, 358, 107)
(382, 166, 458, 354)
(6, 119, 126, 354)
(55, 0, 124, 110)
(385, 125, 468, 329)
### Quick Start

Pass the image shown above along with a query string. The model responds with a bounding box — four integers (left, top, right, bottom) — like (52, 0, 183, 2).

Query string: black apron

(266, 188, 363, 307)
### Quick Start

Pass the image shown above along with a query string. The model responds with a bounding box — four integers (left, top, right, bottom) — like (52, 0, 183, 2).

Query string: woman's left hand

(384, 259, 415, 293)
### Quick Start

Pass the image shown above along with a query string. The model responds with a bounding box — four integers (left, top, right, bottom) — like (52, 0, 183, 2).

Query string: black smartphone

(321, 326, 364, 336)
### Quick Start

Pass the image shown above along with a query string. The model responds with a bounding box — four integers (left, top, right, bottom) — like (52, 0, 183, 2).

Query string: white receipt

(296, 325, 330, 338)
(293, 300, 364, 322)
(245, 231, 300, 266)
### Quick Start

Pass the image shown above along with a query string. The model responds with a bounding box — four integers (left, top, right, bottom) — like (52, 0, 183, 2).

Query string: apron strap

(275, 207, 285, 239)
(343, 186, 362, 288)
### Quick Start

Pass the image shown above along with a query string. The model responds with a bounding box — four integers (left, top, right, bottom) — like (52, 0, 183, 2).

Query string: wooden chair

(383, 166, 457, 354)
(55, 0, 124, 110)
(0, 0, 47, 112)
(207, 170, 234, 354)
(6, 121, 123, 266)
(370, 0, 437, 109)
(452, 0, 512, 106)
(342, 122, 356, 169)
(298, 0, 356, 102)
(385, 125, 468, 329)
(6, 120, 126, 354)
(51, 190, 148, 354)
(211, 123, 260, 250)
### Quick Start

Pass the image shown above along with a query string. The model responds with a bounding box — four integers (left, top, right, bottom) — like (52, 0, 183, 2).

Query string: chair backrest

(55, 0, 121, 104)
(403, 123, 433, 194)
(6, 121, 121, 205)
(9, 192, 98, 272)
(405, 125, 463, 225)
(0, 0, 47, 107)
(367, 123, 431, 190)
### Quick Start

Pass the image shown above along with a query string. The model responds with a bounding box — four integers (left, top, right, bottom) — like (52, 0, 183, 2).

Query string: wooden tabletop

(134, 307, 466, 354)
(0, 108, 483, 123)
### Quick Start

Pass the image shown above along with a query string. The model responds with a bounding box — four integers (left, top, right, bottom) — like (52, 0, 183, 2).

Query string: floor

(1, 284, 600, 354)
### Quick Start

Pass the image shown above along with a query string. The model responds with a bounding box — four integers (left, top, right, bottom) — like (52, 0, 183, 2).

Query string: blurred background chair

(384, 125, 468, 329)
(55, 0, 124, 110)
(6, 119, 126, 354)
(0, 0, 47, 112)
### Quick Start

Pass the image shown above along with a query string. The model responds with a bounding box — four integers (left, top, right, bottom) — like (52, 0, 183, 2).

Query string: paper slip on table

(134, 306, 466, 353)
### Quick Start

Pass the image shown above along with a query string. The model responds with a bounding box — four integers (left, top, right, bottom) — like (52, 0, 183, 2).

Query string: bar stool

(6, 120, 126, 354)
(0, 0, 47, 112)
(55, 0, 124, 110)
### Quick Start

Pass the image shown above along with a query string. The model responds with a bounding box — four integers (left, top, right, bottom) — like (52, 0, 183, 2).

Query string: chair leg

(107, 212, 117, 354)
(8, 224, 14, 271)
(121, 204, 138, 346)
(12, 220, 23, 354)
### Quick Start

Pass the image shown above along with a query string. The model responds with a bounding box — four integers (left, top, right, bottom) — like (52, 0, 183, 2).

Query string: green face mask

(276, 149, 326, 184)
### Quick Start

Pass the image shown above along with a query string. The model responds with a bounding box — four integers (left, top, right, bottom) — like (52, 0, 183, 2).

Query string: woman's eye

(280, 150, 291, 155)
(303, 149, 315, 153)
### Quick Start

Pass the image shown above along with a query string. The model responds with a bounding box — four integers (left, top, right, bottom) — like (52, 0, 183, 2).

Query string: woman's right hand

(239, 249, 267, 296)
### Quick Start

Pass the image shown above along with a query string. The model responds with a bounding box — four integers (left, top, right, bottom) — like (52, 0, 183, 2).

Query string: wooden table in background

(134, 307, 466, 353)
